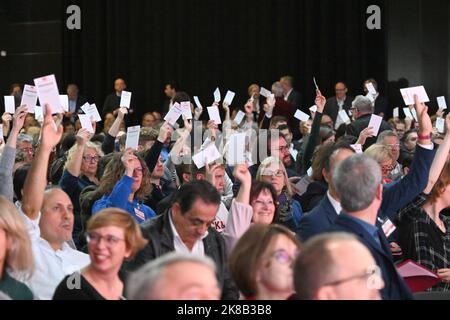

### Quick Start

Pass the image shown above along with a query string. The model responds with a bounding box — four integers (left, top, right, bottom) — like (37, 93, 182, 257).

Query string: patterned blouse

(395, 193, 450, 291)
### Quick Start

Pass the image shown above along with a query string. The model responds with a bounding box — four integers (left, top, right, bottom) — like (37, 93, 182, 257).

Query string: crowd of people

(0, 76, 449, 300)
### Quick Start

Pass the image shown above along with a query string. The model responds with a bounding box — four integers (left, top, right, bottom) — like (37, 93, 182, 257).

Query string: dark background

(0, 0, 448, 121)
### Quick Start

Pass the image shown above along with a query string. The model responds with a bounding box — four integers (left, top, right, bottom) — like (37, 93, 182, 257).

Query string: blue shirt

(92, 175, 156, 223)
(343, 213, 381, 248)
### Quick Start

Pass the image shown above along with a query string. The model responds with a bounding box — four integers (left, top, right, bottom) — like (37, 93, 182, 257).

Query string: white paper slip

(436, 117, 445, 134)
(223, 90, 236, 106)
(437, 96, 447, 110)
(227, 133, 246, 165)
(366, 82, 377, 95)
(307, 167, 313, 177)
(34, 106, 43, 119)
(4, 96, 15, 114)
(393, 107, 399, 119)
(309, 105, 318, 113)
(193, 96, 203, 109)
(0, 124, 3, 141)
(180, 101, 192, 120)
(313, 77, 319, 91)
(400, 86, 430, 105)
(207, 106, 222, 124)
(125, 125, 141, 150)
(234, 110, 246, 125)
(294, 110, 310, 122)
(397, 260, 438, 279)
(192, 143, 222, 169)
(351, 144, 363, 154)
(78, 114, 95, 133)
(403, 108, 414, 120)
(81, 103, 102, 122)
(365, 93, 375, 103)
(260, 87, 271, 98)
(338, 110, 351, 124)
(21, 85, 38, 113)
(164, 102, 182, 126)
(34, 74, 62, 114)
(411, 108, 418, 122)
(120, 91, 132, 108)
(368, 115, 383, 137)
(213, 88, 221, 103)
(59, 95, 69, 112)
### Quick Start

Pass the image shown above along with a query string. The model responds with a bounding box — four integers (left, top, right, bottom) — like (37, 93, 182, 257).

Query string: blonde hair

(64, 141, 104, 171)
(0, 197, 34, 279)
(256, 156, 293, 196)
(364, 144, 393, 165)
(86, 208, 148, 259)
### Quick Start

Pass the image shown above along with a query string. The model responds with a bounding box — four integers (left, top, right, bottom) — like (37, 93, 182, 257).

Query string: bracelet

(418, 133, 432, 140)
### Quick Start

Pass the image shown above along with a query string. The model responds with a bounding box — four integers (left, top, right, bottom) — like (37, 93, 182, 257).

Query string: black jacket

(346, 114, 392, 150)
(324, 95, 354, 124)
(124, 211, 239, 300)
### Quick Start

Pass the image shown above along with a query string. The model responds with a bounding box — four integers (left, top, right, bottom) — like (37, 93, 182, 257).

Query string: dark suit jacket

(374, 94, 389, 118)
(324, 95, 354, 124)
(330, 214, 413, 300)
(346, 114, 392, 150)
(124, 211, 239, 300)
(296, 144, 435, 242)
(286, 89, 302, 112)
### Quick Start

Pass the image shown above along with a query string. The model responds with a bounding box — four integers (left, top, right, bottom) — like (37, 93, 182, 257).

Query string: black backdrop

(61, 0, 386, 120)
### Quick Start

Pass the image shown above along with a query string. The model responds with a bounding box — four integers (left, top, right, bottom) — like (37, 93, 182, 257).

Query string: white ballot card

(338, 110, 351, 124)
(403, 108, 414, 120)
(234, 110, 246, 125)
(351, 144, 363, 154)
(192, 143, 222, 169)
(34, 74, 62, 114)
(120, 91, 132, 108)
(223, 91, 236, 106)
(309, 105, 318, 113)
(411, 108, 418, 122)
(78, 114, 95, 134)
(34, 106, 43, 120)
(368, 115, 383, 137)
(213, 88, 221, 103)
(260, 87, 271, 98)
(4, 96, 15, 114)
(437, 96, 447, 110)
(366, 82, 377, 95)
(21, 85, 38, 113)
(227, 133, 246, 165)
(294, 110, 310, 122)
(400, 86, 430, 105)
(436, 117, 445, 134)
(393, 107, 399, 119)
(164, 102, 182, 126)
(125, 125, 141, 150)
(59, 95, 69, 112)
(193, 96, 203, 109)
(81, 103, 102, 122)
(180, 101, 192, 120)
(207, 106, 222, 124)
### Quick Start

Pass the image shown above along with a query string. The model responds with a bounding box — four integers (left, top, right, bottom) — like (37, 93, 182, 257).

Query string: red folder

(396, 259, 441, 293)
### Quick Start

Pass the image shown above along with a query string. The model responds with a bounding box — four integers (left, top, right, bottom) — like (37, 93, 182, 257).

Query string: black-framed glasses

(83, 155, 100, 163)
(86, 232, 125, 247)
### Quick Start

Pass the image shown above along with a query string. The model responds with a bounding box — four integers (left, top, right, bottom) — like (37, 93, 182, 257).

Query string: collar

(168, 211, 209, 244)
(326, 191, 342, 215)
(285, 88, 293, 98)
(343, 213, 379, 239)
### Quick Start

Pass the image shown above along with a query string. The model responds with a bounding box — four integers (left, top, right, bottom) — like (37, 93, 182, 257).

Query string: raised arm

(145, 122, 171, 173)
(233, 164, 252, 205)
(22, 105, 63, 220)
(102, 107, 127, 154)
(1, 113, 12, 138)
(423, 113, 450, 194)
(0, 106, 27, 201)
(66, 128, 93, 177)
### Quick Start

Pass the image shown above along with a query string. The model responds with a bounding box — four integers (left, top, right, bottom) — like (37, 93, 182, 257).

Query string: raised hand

(12, 105, 28, 133)
(2, 112, 12, 123)
(233, 163, 251, 186)
(414, 94, 432, 142)
(357, 126, 375, 145)
(315, 90, 326, 113)
(41, 104, 63, 151)
(118, 107, 128, 119)
(122, 148, 139, 176)
(158, 121, 172, 144)
(76, 128, 93, 146)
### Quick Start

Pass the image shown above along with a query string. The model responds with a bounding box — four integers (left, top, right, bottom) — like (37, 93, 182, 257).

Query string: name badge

(134, 208, 145, 221)
(380, 217, 396, 238)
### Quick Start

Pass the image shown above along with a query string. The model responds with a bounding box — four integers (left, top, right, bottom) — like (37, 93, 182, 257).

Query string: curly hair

(94, 151, 152, 201)
(427, 162, 450, 205)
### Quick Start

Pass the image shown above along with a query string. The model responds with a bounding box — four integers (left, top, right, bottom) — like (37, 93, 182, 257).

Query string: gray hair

(352, 95, 373, 114)
(17, 133, 33, 145)
(333, 154, 382, 212)
(126, 252, 217, 300)
(271, 82, 284, 98)
(376, 130, 398, 144)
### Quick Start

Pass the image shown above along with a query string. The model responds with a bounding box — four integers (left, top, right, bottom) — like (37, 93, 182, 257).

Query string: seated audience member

(324, 82, 354, 124)
(329, 154, 412, 299)
(346, 95, 391, 150)
(228, 224, 300, 300)
(59, 128, 103, 248)
(321, 114, 334, 129)
(53, 209, 147, 300)
(0, 197, 34, 300)
(267, 131, 297, 177)
(393, 119, 407, 140)
(21, 105, 90, 300)
(256, 157, 302, 231)
(297, 96, 435, 246)
(16, 133, 34, 164)
(223, 164, 278, 254)
(377, 130, 403, 181)
(363, 78, 389, 118)
(141, 112, 158, 128)
(0, 106, 28, 202)
(91, 149, 155, 223)
(293, 232, 383, 300)
(395, 114, 450, 291)
(125, 180, 239, 300)
(400, 129, 419, 163)
(127, 252, 221, 300)
(364, 144, 397, 184)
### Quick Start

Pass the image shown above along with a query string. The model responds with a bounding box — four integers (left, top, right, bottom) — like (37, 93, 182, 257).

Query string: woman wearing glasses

(229, 223, 300, 300)
(364, 144, 397, 184)
(256, 157, 303, 231)
(59, 128, 104, 248)
(91, 148, 156, 223)
(53, 208, 147, 299)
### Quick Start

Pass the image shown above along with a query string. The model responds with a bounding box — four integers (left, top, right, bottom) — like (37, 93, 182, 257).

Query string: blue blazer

(330, 214, 413, 300)
(296, 144, 436, 242)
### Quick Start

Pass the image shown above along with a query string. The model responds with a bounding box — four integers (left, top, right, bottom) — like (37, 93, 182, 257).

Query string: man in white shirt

(21, 105, 90, 300)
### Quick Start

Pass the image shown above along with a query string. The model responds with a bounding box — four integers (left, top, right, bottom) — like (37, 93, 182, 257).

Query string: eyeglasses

(83, 155, 100, 163)
(86, 232, 125, 247)
(261, 169, 284, 178)
(19, 147, 34, 154)
(323, 267, 380, 288)
(381, 163, 396, 173)
(385, 144, 400, 149)
(269, 249, 298, 265)
(252, 199, 275, 207)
